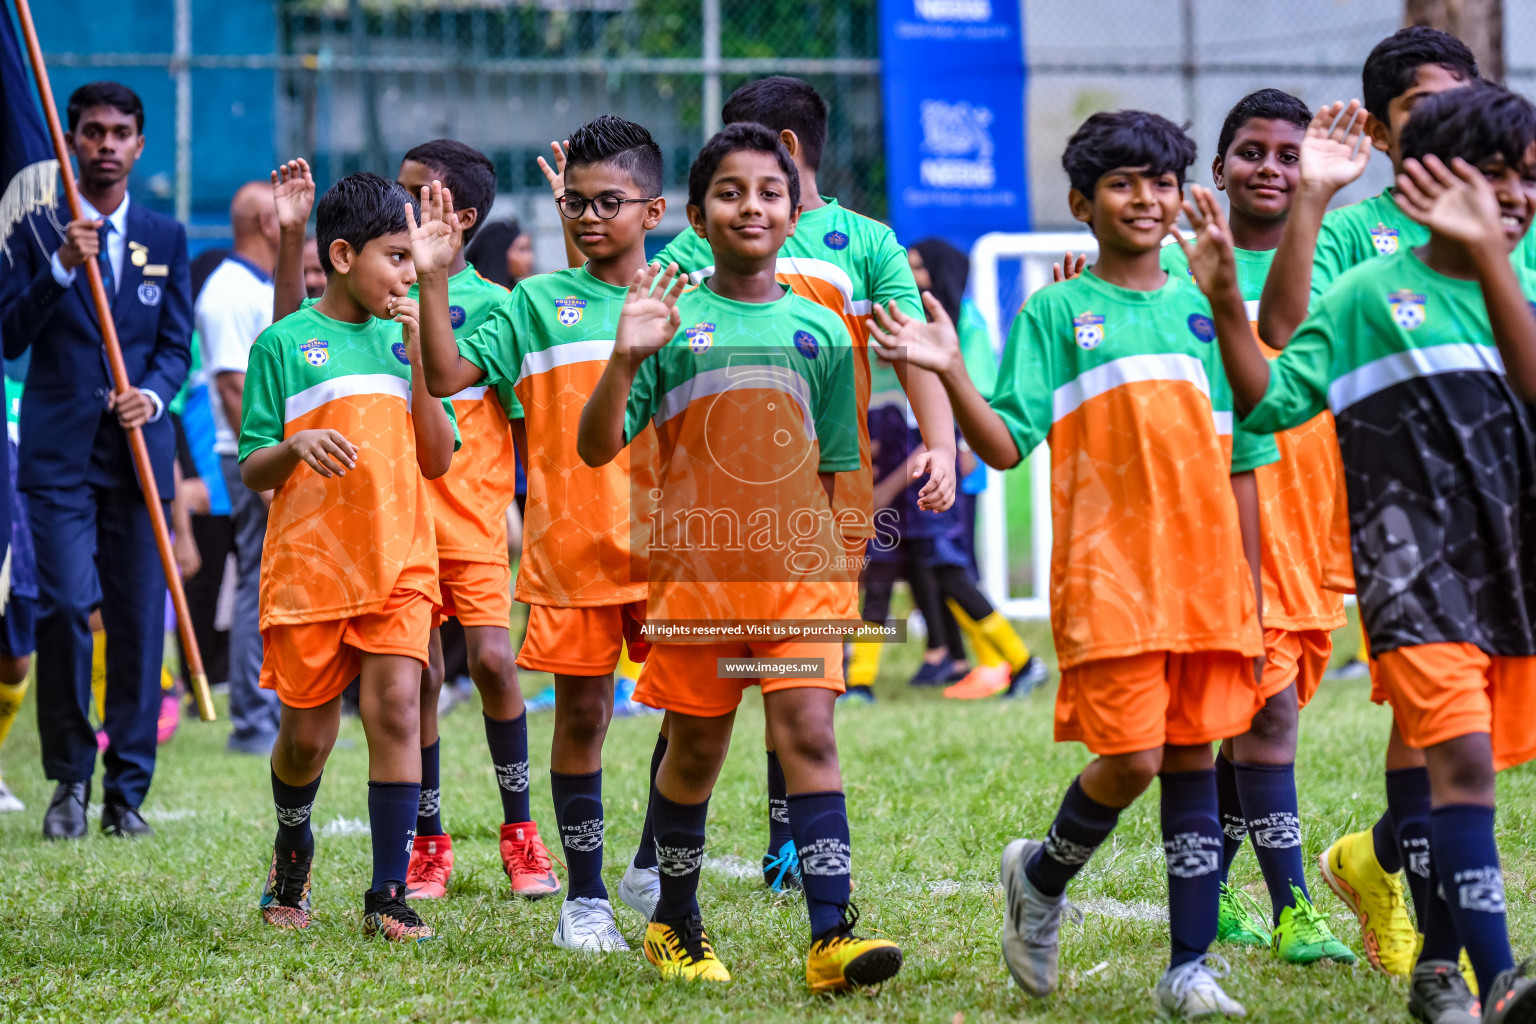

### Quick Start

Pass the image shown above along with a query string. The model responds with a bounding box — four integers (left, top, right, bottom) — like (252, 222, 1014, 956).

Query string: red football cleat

(499, 821, 562, 899)
(405, 833, 454, 899)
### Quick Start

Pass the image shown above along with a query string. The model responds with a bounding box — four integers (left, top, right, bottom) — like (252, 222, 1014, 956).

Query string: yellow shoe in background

(1317, 829, 1417, 976)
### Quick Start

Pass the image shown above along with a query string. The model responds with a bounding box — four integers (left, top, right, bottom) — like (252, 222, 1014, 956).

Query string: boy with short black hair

(244, 171, 458, 943)
(1196, 80, 1536, 1024)
(413, 115, 667, 950)
(1161, 88, 1355, 966)
(873, 109, 1274, 1017)
(1256, 26, 1487, 980)
(395, 138, 557, 904)
(575, 121, 902, 992)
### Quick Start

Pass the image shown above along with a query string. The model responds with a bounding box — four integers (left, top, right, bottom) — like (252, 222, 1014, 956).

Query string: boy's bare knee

(470, 643, 513, 690)
(556, 693, 612, 748)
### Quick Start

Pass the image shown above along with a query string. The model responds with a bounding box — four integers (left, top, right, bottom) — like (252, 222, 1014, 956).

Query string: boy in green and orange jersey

(1161, 88, 1354, 966)
(244, 172, 458, 943)
(414, 116, 666, 951)
(873, 110, 1274, 1017)
(575, 122, 903, 993)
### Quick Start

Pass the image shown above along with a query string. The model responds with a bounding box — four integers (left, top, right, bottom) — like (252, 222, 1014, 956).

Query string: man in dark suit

(0, 81, 191, 839)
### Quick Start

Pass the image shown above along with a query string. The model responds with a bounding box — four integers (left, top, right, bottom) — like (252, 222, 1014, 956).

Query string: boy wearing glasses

(415, 115, 665, 952)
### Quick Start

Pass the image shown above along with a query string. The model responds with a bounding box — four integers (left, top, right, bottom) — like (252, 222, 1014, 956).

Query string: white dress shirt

(48, 192, 163, 421)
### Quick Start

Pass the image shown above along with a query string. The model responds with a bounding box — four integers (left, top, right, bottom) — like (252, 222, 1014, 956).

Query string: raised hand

(405, 180, 463, 278)
(1171, 186, 1239, 300)
(614, 262, 687, 362)
(867, 293, 961, 375)
(537, 140, 571, 200)
(271, 158, 316, 232)
(1052, 249, 1087, 282)
(1393, 155, 1505, 253)
(1298, 100, 1371, 197)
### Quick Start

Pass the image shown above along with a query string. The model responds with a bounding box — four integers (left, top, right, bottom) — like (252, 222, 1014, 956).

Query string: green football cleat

(1217, 883, 1271, 947)
(1272, 886, 1357, 965)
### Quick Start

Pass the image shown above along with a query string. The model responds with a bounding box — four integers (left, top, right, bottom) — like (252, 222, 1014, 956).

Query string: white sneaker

(1000, 838, 1081, 997)
(0, 780, 22, 812)
(618, 859, 660, 922)
(551, 897, 630, 952)
(1155, 956, 1246, 1019)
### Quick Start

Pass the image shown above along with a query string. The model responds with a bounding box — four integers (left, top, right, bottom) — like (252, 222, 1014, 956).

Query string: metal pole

(702, 0, 721, 139)
(1180, 0, 1197, 136)
(173, 0, 191, 224)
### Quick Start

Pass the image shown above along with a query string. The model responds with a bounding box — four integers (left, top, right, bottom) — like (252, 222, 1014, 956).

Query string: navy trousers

(29, 484, 168, 807)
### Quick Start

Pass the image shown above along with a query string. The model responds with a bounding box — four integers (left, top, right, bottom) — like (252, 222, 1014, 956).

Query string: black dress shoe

(101, 799, 153, 837)
(42, 781, 89, 840)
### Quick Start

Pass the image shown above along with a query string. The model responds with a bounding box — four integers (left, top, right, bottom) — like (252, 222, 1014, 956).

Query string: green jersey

(992, 269, 1275, 669)
(1162, 242, 1276, 318)
(1245, 249, 1536, 656)
(456, 265, 650, 606)
(622, 284, 860, 626)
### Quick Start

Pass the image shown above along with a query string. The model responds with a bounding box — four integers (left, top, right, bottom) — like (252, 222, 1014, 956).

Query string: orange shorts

(1261, 628, 1333, 708)
(1055, 650, 1264, 756)
(437, 558, 512, 629)
(1373, 643, 1536, 771)
(260, 589, 435, 709)
(518, 600, 649, 676)
(633, 640, 844, 718)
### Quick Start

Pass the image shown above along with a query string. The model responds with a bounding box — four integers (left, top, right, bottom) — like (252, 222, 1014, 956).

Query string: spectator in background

(301, 233, 326, 300)
(464, 218, 535, 289)
(194, 181, 281, 755)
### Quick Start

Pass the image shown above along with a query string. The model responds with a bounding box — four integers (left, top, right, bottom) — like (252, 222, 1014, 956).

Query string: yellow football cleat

(1318, 829, 1417, 976)
(644, 916, 731, 983)
(805, 905, 904, 993)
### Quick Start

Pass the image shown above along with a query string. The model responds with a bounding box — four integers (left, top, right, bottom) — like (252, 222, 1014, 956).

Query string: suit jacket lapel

(114, 202, 148, 314)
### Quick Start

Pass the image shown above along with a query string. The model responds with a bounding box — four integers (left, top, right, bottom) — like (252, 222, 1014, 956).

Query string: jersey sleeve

(654, 229, 712, 279)
(439, 396, 462, 451)
(1309, 216, 1354, 305)
(1230, 421, 1279, 473)
(494, 379, 523, 419)
(957, 300, 998, 400)
(813, 335, 862, 473)
(455, 296, 519, 387)
(622, 351, 663, 445)
(868, 230, 924, 320)
(1242, 304, 1337, 435)
(237, 336, 286, 462)
(989, 299, 1054, 462)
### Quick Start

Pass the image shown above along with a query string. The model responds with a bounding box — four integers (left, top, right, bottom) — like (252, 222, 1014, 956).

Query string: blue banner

(881, 0, 1030, 247)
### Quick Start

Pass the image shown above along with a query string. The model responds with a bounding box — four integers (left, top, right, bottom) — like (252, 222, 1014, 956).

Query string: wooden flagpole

(12, 0, 215, 721)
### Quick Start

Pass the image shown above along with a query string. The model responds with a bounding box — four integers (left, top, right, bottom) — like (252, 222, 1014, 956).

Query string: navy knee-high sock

(1372, 811, 1403, 874)
(633, 734, 666, 870)
(1161, 769, 1224, 970)
(368, 781, 421, 892)
(1432, 804, 1512, 996)
(651, 786, 708, 923)
(1025, 777, 1121, 898)
(485, 711, 531, 824)
(1214, 752, 1247, 883)
(787, 790, 853, 941)
(1233, 761, 1308, 922)
(417, 739, 444, 837)
(1387, 767, 1433, 930)
(272, 767, 322, 851)
(552, 769, 607, 901)
(1420, 852, 1463, 965)
(766, 751, 793, 854)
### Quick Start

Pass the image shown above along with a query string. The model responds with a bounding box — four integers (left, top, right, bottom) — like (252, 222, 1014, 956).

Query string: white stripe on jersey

(283, 373, 410, 423)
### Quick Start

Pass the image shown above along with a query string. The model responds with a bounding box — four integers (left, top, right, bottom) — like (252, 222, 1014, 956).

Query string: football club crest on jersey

(1389, 289, 1426, 330)
(823, 230, 849, 251)
(1072, 311, 1104, 350)
(1370, 223, 1400, 255)
(794, 329, 819, 359)
(1187, 313, 1216, 342)
(137, 281, 162, 307)
(392, 342, 411, 364)
(685, 321, 715, 353)
(555, 296, 586, 326)
(449, 305, 467, 329)
(300, 338, 329, 367)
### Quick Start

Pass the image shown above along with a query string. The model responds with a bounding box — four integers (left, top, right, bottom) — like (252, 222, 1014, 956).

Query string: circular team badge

(392, 342, 411, 364)
(300, 338, 329, 367)
(793, 330, 819, 359)
(1187, 313, 1216, 342)
(449, 305, 467, 329)
(823, 230, 849, 251)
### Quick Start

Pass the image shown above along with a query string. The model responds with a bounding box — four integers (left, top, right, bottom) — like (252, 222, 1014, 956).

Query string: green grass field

(2, 612, 1534, 1023)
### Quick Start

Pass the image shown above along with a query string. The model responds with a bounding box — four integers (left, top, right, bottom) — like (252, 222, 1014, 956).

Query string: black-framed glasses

(556, 193, 658, 220)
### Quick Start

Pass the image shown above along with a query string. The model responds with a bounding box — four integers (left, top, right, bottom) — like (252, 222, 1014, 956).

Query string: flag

(0, 0, 57, 267)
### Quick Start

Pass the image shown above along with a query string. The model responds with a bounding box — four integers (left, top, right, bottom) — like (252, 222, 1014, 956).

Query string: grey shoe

(1000, 838, 1079, 996)
(1004, 657, 1051, 698)
(618, 858, 660, 922)
(1410, 960, 1482, 1024)
(1485, 957, 1536, 1024)
(1155, 955, 1246, 1019)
